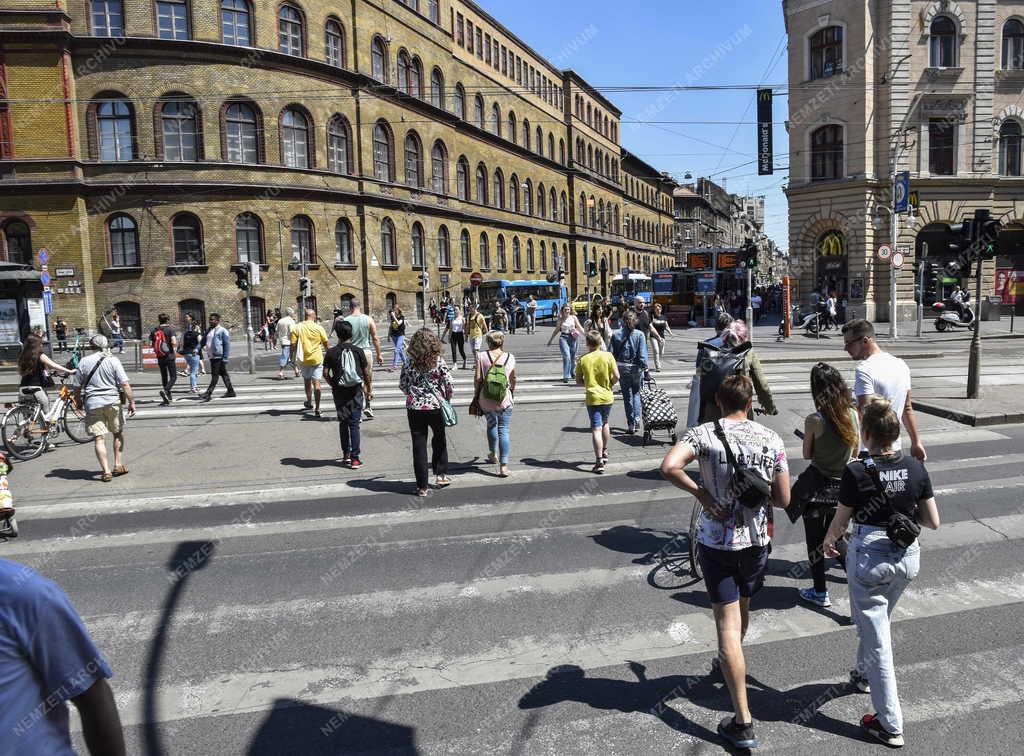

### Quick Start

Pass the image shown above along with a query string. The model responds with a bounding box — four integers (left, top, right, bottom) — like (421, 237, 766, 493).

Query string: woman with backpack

(688, 320, 776, 427)
(473, 330, 517, 477)
(546, 304, 585, 384)
(400, 328, 454, 497)
(823, 396, 940, 749)
(181, 314, 203, 394)
(794, 362, 859, 609)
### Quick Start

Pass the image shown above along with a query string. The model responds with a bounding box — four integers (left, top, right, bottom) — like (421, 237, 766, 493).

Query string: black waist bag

(714, 420, 772, 510)
(861, 458, 920, 549)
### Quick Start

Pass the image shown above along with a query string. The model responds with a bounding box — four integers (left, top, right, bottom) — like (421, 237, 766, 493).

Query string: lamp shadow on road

(279, 456, 343, 469)
(588, 524, 681, 563)
(245, 698, 418, 755)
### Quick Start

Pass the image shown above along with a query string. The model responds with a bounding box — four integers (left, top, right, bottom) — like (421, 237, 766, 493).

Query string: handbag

(713, 420, 772, 510)
(860, 458, 920, 549)
(429, 376, 458, 427)
(786, 463, 830, 523)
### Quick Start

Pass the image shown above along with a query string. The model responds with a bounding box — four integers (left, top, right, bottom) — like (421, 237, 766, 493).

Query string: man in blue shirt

(0, 558, 125, 755)
(608, 310, 649, 434)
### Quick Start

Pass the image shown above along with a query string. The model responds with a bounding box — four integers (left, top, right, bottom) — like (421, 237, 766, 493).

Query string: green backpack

(483, 352, 510, 402)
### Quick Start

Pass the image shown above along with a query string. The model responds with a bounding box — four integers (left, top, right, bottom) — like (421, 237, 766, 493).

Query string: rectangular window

(493, 40, 499, 68)
(516, 57, 522, 84)
(156, 0, 188, 40)
(456, 13, 464, 46)
(475, 29, 483, 59)
(501, 46, 507, 75)
(929, 118, 956, 175)
(484, 33, 491, 65)
(237, 226, 261, 264)
(466, 20, 473, 53)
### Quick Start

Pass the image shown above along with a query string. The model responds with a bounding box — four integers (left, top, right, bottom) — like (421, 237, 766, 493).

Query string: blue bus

(609, 273, 653, 307)
(464, 279, 568, 323)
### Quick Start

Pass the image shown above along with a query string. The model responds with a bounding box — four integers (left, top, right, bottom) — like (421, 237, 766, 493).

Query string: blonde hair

(861, 395, 900, 448)
(485, 330, 505, 349)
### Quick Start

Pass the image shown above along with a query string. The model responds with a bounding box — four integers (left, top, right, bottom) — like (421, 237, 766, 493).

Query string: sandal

(100, 472, 113, 483)
(112, 465, 129, 477)
(498, 466, 510, 478)
(416, 488, 430, 498)
(435, 476, 451, 488)
(591, 461, 605, 475)
(486, 453, 498, 464)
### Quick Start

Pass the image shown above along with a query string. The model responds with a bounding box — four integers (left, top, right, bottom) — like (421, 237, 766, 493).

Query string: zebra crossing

(10, 415, 1024, 753)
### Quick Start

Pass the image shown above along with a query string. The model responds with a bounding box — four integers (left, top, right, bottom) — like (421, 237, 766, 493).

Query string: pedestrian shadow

(246, 698, 418, 755)
(670, 584, 852, 626)
(589, 524, 681, 563)
(260, 408, 306, 418)
(557, 426, 593, 434)
(279, 456, 341, 469)
(345, 475, 420, 495)
(624, 469, 664, 482)
(44, 467, 101, 481)
(519, 457, 591, 472)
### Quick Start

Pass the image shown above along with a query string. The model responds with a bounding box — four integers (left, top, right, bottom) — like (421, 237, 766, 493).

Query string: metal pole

(745, 265, 754, 343)
(890, 176, 899, 339)
(711, 250, 718, 328)
(300, 256, 308, 316)
(916, 242, 927, 338)
(966, 257, 984, 399)
(245, 293, 255, 375)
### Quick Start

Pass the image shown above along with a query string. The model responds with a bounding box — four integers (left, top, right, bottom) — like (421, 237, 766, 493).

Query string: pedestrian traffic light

(742, 240, 758, 269)
(418, 272, 429, 287)
(978, 214, 1002, 259)
(298, 276, 311, 297)
(235, 266, 249, 292)
(587, 261, 597, 277)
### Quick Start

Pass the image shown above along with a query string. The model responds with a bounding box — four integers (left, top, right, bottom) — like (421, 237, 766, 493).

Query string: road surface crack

(963, 504, 1011, 541)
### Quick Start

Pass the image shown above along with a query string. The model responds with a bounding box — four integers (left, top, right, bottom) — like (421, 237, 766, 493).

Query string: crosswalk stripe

(93, 567, 1024, 728)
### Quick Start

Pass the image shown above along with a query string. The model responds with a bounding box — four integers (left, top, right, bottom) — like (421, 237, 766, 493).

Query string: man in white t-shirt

(842, 318, 926, 460)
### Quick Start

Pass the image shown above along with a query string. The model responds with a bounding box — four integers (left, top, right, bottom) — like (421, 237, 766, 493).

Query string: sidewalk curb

(914, 401, 1024, 427)
(759, 352, 945, 364)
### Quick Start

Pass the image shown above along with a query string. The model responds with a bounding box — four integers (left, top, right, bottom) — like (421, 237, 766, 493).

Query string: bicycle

(2, 377, 92, 460)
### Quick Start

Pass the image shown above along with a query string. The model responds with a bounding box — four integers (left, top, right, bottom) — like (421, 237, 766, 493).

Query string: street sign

(877, 244, 892, 261)
(439, 273, 449, 284)
(895, 171, 911, 213)
(756, 89, 773, 175)
(470, 271, 483, 286)
(42, 290, 53, 314)
(40, 271, 51, 286)
(37, 248, 48, 265)
(55, 266, 75, 277)
(717, 252, 738, 269)
(891, 251, 906, 269)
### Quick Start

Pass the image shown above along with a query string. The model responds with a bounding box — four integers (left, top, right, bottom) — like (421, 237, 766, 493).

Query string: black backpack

(697, 340, 751, 408)
(181, 329, 200, 353)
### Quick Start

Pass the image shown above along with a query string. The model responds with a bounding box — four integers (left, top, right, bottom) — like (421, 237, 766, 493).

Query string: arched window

(559, 139, 565, 165)
(492, 167, 504, 209)
(549, 187, 557, 221)
(409, 56, 422, 98)
(810, 124, 843, 181)
(588, 195, 596, 227)
(234, 212, 263, 264)
(456, 155, 469, 199)
(526, 240, 535, 271)
(479, 234, 491, 272)
(107, 215, 139, 267)
(380, 217, 396, 266)
(289, 215, 313, 264)
(113, 302, 141, 340)
(598, 199, 605, 231)
(548, 133, 555, 160)
(458, 228, 470, 269)
(404, 131, 423, 187)
(278, 4, 303, 56)
(223, 100, 260, 163)
(91, 0, 124, 36)
(579, 193, 587, 227)
(335, 218, 353, 264)
(475, 162, 488, 204)
(613, 204, 620, 235)
(156, 0, 189, 40)
(431, 140, 447, 194)
(930, 16, 958, 68)
(539, 241, 546, 272)
(512, 236, 521, 270)
(605, 154, 611, 176)
(220, 0, 250, 45)
(372, 120, 393, 181)
(325, 19, 344, 67)
(438, 225, 452, 269)
(453, 84, 465, 119)
(280, 107, 311, 168)
(385, 292, 396, 313)
(536, 126, 542, 153)
(473, 94, 485, 129)
(523, 179, 533, 216)
(537, 183, 546, 218)
(522, 119, 531, 150)
(496, 234, 506, 271)
(999, 120, 1022, 176)
(809, 25, 842, 79)
(171, 213, 204, 265)
(509, 174, 520, 212)
(508, 111, 517, 144)
(411, 222, 425, 267)
(371, 36, 388, 82)
(160, 99, 200, 161)
(327, 114, 351, 173)
(397, 51, 411, 94)
(1004, 19, 1024, 70)
(491, 103, 501, 135)
(560, 191, 568, 223)
(430, 68, 445, 108)
(587, 144, 593, 170)
(96, 98, 135, 161)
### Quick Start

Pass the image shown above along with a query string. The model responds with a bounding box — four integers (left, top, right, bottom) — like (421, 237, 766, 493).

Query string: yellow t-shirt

(291, 320, 329, 366)
(577, 350, 616, 406)
(467, 312, 487, 339)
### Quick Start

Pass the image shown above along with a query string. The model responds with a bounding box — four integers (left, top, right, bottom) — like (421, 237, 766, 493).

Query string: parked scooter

(932, 299, 977, 332)
(779, 303, 824, 336)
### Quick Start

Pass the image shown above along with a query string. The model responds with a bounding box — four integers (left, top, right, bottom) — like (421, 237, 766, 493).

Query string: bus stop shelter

(0, 263, 46, 361)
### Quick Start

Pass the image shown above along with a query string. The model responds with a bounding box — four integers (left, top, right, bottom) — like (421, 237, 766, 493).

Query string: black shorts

(697, 543, 770, 605)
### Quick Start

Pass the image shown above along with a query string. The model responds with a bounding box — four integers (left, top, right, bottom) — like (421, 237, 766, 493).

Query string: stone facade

(783, 0, 1024, 321)
(0, 0, 676, 336)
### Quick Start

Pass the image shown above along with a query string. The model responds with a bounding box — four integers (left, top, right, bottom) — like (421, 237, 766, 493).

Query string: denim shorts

(697, 543, 770, 605)
(588, 404, 612, 430)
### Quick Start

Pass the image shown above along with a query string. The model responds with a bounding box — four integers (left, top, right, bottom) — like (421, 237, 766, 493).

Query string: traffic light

(418, 272, 429, 288)
(742, 240, 758, 269)
(234, 266, 249, 292)
(557, 268, 566, 283)
(978, 214, 1001, 259)
(587, 261, 597, 277)
(923, 262, 941, 305)
(298, 276, 311, 297)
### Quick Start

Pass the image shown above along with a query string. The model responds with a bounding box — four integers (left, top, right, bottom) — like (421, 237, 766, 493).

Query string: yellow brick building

(0, 0, 676, 336)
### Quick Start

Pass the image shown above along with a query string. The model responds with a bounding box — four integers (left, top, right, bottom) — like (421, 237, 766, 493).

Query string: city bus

(463, 279, 568, 323)
(609, 273, 653, 307)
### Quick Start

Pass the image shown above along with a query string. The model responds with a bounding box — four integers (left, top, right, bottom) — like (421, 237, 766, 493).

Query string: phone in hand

(794, 429, 805, 440)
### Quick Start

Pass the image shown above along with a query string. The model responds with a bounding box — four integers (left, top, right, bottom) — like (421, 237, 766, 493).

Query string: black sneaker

(159, 389, 169, 405)
(860, 714, 903, 747)
(223, 391, 237, 398)
(718, 715, 758, 749)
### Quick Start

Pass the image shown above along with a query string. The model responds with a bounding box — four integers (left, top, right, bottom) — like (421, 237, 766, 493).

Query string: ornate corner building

(0, 0, 676, 337)
(784, 0, 1024, 321)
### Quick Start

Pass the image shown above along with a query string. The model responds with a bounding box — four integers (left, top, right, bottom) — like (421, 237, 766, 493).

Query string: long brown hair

(406, 327, 442, 371)
(18, 334, 44, 377)
(810, 362, 859, 449)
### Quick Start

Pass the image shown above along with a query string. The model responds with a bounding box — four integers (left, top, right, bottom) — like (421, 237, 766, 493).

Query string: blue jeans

(618, 366, 643, 429)
(391, 334, 406, 368)
(485, 407, 513, 464)
(559, 334, 577, 381)
(333, 390, 363, 459)
(112, 333, 124, 353)
(848, 526, 921, 736)
(184, 353, 200, 389)
(278, 344, 291, 368)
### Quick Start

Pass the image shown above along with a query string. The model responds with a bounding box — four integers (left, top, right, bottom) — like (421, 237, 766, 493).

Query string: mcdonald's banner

(757, 89, 773, 176)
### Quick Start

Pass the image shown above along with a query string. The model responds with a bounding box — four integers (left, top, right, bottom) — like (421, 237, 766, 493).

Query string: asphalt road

(6, 328, 1024, 754)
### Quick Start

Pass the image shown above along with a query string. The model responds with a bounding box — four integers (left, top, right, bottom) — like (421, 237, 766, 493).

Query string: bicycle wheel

(688, 501, 703, 579)
(2, 405, 46, 460)
(62, 400, 92, 444)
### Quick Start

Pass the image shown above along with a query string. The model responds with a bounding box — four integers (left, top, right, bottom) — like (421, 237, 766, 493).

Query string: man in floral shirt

(660, 374, 790, 750)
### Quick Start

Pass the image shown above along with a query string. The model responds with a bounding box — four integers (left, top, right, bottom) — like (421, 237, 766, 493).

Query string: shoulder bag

(428, 371, 457, 427)
(713, 420, 772, 510)
(860, 458, 920, 548)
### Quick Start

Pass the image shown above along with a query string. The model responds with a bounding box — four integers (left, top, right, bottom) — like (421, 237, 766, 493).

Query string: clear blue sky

(478, 0, 790, 251)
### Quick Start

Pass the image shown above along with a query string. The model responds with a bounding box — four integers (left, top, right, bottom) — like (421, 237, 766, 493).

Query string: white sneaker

(363, 407, 374, 419)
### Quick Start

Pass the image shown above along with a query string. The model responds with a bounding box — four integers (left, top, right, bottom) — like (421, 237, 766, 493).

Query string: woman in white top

(584, 303, 612, 351)
(442, 306, 467, 369)
(546, 304, 585, 384)
(474, 330, 517, 477)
